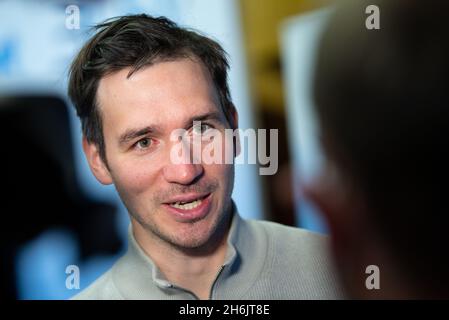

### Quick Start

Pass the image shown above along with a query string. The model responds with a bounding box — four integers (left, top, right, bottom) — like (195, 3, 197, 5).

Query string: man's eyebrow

(190, 111, 224, 124)
(118, 126, 159, 146)
(118, 111, 225, 146)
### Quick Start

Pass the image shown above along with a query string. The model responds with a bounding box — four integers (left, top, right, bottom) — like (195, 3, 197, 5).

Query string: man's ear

(302, 178, 346, 240)
(303, 164, 370, 255)
(302, 165, 364, 251)
(82, 137, 113, 185)
(230, 105, 241, 157)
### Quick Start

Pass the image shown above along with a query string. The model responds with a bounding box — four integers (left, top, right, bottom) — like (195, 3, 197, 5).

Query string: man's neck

(131, 218, 231, 300)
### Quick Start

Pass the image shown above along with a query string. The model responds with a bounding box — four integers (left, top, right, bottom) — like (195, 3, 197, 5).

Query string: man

(68, 14, 342, 299)
(307, 0, 449, 298)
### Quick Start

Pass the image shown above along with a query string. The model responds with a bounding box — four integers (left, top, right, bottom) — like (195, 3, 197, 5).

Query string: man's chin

(164, 222, 224, 252)
(166, 234, 213, 251)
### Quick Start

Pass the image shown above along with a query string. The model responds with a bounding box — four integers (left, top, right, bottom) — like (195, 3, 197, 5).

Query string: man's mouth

(169, 198, 204, 210)
(163, 193, 212, 222)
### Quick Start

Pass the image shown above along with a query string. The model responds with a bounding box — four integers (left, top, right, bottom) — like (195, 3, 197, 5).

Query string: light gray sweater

(73, 213, 344, 300)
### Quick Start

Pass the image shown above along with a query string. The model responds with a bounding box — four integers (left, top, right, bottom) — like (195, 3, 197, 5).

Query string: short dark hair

(313, 0, 449, 295)
(68, 14, 235, 162)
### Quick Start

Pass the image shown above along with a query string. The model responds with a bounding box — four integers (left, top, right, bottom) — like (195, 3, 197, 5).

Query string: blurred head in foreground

(309, 0, 449, 298)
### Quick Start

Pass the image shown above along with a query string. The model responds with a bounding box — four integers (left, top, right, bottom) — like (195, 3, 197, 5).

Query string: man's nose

(162, 141, 204, 185)
(163, 162, 204, 185)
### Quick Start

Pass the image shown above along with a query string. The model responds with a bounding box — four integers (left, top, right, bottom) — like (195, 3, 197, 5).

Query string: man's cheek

(113, 171, 150, 200)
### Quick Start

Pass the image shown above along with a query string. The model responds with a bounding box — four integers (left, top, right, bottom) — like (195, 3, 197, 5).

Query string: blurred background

(0, 0, 334, 299)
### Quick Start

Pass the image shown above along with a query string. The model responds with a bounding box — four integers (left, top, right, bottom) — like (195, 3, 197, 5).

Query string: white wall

(281, 8, 333, 233)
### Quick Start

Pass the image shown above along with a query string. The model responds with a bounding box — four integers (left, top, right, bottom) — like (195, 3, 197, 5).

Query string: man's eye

(192, 123, 212, 135)
(135, 138, 152, 149)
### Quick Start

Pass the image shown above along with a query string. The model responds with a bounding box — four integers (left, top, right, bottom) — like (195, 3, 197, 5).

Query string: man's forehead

(97, 58, 212, 89)
(96, 59, 218, 113)
(96, 67, 133, 113)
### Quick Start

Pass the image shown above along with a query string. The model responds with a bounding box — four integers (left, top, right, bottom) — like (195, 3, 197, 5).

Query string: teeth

(170, 199, 202, 210)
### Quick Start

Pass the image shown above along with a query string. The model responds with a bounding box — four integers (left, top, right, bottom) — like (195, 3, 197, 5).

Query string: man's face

(91, 58, 236, 249)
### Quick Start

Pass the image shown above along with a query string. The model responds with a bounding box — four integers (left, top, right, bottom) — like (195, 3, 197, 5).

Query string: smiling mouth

(167, 194, 209, 210)
(163, 193, 212, 222)
(170, 199, 203, 210)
